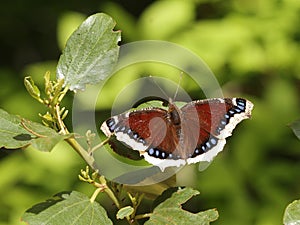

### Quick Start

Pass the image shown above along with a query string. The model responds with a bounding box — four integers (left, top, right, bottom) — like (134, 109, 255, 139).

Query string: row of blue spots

(192, 137, 218, 157)
(147, 147, 183, 160)
(216, 98, 247, 134)
(107, 118, 116, 132)
(148, 147, 169, 159)
(147, 136, 219, 160)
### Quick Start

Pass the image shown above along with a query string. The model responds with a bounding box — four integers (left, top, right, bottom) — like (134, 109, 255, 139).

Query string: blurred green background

(1, 0, 300, 224)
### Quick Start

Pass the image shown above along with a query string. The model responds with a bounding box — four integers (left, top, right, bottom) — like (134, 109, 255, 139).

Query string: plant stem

(134, 213, 152, 220)
(55, 104, 68, 134)
(20, 120, 47, 138)
(90, 187, 103, 203)
(65, 138, 96, 170)
(104, 186, 121, 209)
(89, 138, 110, 154)
(58, 85, 69, 102)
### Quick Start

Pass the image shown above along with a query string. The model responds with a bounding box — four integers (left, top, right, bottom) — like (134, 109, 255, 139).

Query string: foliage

(145, 188, 218, 225)
(57, 13, 120, 91)
(22, 191, 113, 225)
(0, 0, 300, 225)
(0, 108, 71, 151)
(0, 13, 218, 224)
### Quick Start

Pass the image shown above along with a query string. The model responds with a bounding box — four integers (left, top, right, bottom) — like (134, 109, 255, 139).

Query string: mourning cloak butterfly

(101, 98, 253, 171)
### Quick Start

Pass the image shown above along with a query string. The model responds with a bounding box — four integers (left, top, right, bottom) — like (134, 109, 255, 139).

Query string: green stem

(99, 176, 121, 209)
(104, 186, 121, 209)
(131, 194, 144, 220)
(134, 213, 152, 220)
(55, 104, 68, 134)
(20, 120, 47, 138)
(89, 138, 110, 154)
(65, 138, 95, 170)
(90, 187, 103, 203)
(58, 85, 69, 102)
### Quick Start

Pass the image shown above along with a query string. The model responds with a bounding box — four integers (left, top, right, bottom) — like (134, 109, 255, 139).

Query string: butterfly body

(101, 98, 253, 171)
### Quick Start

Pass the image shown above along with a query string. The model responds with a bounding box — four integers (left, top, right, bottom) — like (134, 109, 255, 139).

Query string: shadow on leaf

(13, 134, 32, 141)
(25, 191, 71, 214)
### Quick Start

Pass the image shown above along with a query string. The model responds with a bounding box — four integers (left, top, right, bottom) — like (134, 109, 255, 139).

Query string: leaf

(56, 13, 121, 91)
(22, 191, 113, 225)
(116, 206, 134, 219)
(145, 187, 218, 225)
(290, 120, 300, 140)
(152, 187, 180, 209)
(0, 108, 71, 151)
(283, 199, 300, 225)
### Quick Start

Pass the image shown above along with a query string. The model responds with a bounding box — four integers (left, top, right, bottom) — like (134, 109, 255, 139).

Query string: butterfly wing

(101, 107, 187, 170)
(180, 98, 253, 164)
(101, 107, 184, 152)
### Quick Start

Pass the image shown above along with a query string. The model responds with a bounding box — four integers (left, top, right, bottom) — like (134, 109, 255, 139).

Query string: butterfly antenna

(149, 75, 170, 100)
(173, 72, 183, 100)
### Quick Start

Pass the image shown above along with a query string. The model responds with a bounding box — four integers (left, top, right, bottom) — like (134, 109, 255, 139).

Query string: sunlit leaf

(22, 191, 113, 225)
(145, 187, 218, 225)
(56, 13, 121, 91)
(0, 108, 71, 151)
(283, 199, 300, 225)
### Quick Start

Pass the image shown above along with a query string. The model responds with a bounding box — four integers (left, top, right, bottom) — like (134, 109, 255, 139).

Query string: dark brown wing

(180, 98, 253, 161)
(101, 107, 180, 156)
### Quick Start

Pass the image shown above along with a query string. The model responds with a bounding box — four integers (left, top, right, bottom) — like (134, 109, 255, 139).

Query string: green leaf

(22, 191, 113, 225)
(145, 187, 218, 225)
(152, 187, 180, 209)
(56, 13, 121, 91)
(116, 206, 134, 219)
(0, 108, 70, 151)
(290, 120, 300, 140)
(283, 199, 300, 225)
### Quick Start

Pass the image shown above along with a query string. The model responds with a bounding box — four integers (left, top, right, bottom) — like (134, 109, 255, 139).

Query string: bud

(24, 76, 42, 102)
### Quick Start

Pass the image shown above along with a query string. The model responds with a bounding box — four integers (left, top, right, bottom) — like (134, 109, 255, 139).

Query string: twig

(20, 119, 47, 138)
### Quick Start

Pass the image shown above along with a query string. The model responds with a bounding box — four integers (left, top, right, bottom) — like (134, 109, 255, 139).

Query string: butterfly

(101, 97, 253, 171)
